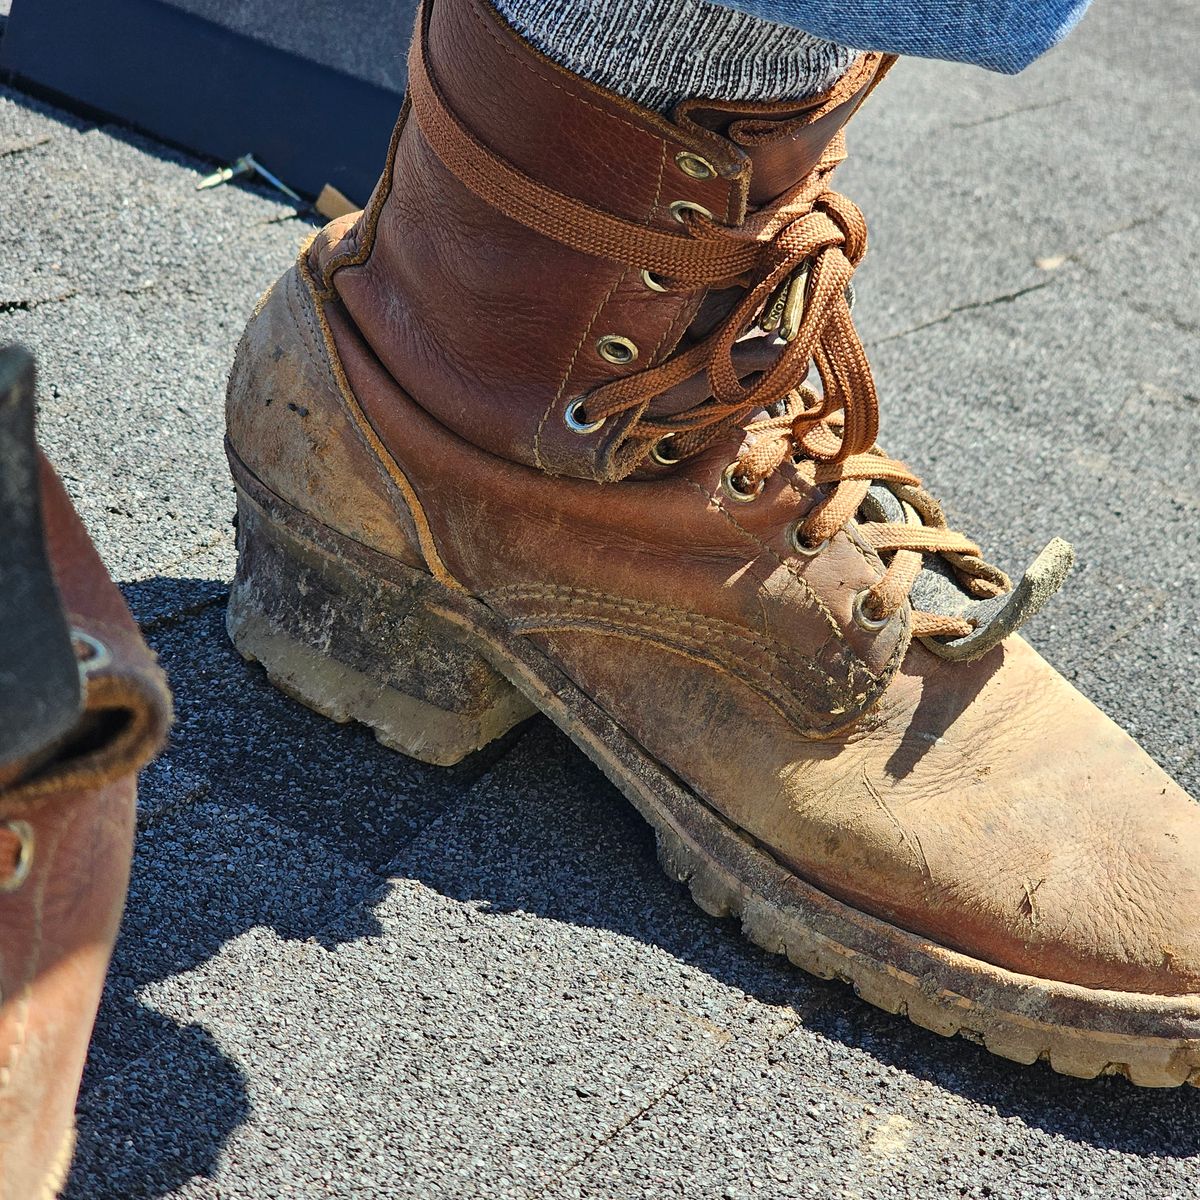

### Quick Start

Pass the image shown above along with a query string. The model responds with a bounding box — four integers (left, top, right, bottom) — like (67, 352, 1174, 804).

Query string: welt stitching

(514, 611, 832, 705)
(489, 583, 869, 692)
(522, 622, 809, 730)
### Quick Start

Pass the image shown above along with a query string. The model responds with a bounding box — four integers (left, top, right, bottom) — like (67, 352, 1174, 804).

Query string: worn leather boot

(0, 347, 171, 1197)
(225, 0, 1200, 1085)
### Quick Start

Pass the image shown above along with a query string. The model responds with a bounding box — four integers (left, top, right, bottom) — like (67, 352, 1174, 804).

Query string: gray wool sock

(490, 0, 857, 115)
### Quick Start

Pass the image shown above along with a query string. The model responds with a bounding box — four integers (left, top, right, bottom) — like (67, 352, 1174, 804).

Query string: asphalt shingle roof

(2, 1, 1198, 1193)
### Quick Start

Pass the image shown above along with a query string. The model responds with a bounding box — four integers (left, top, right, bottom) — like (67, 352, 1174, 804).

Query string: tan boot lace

(410, 38, 1010, 639)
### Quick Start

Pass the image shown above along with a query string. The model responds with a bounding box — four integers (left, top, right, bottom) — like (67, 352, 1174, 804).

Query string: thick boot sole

(226, 464, 536, 768)
(36, 1127, 75, 1200)
(226, 451, 1200, 1089)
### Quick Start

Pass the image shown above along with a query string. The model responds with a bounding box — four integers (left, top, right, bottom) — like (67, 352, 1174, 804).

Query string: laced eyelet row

(720, 462, 763, 502)
(410, 43, 985, 642)
(564, 399, 604, 434)
(581, 182, 721, 425)
(651, 436, 681, 466)
(0, 821, 34, 893)
(562, 436, 896, 632)
(852, 588, 891, 631)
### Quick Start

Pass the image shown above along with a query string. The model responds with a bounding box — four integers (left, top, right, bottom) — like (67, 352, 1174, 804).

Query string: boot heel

(226, 483, 535, 766)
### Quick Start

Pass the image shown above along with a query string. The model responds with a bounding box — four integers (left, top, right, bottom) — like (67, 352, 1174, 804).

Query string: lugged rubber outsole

(33, 1124, 75, 1200)
(226, 450, 1200, 1089)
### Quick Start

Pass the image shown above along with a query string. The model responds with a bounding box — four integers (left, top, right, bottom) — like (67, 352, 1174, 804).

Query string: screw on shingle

(195, 154, 253, 190)
(196, 153, 304, 205)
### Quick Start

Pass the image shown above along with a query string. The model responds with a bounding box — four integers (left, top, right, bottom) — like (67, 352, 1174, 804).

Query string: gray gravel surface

(2, 0, 1199, 1195)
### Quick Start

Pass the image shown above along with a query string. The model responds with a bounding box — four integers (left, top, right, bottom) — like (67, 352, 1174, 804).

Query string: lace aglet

(779, 268, 811, 342)
(759, 278, 790, 333)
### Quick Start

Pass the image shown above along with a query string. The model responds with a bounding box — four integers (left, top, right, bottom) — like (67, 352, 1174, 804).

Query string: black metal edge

(0, 347, 84, 772)
(0, 0, 404, 203)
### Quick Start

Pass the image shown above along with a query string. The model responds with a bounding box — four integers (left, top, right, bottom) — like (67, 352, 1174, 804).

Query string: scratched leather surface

(224, 0, 1200, 999)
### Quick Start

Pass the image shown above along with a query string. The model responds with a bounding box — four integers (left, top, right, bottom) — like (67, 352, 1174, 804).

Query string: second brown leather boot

(225, 0, 1200, 1085)
(0, 347, 172, 1197)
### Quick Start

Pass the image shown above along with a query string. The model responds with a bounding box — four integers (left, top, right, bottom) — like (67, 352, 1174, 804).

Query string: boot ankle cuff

(489, 0, 858, 114)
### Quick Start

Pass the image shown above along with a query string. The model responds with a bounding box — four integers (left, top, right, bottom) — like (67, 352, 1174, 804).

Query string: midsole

(227, 441, 1200, 1044)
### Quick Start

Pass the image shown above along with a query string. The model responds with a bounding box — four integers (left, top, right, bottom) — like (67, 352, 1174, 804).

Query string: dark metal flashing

(0, 347, 83, 773)
(0, 0, 406, 203)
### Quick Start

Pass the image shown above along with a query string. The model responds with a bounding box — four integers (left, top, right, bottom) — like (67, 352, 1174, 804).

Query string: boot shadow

(75, 574, 1198, 1197)
(399, 716, 1200, 1160)
(67, 573, 507, 1199)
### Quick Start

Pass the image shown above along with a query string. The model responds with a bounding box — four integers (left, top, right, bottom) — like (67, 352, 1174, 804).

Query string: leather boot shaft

(316, 0, 888, 481)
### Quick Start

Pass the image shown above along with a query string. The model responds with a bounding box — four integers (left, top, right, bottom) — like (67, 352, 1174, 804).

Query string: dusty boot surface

(0, 347, 172, 1197)
(225, 0, 1200, 1086)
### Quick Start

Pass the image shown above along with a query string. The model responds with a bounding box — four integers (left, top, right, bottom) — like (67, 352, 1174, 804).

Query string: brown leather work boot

(224, 0, 1200, 1085)
(0, 347, 171, 1198)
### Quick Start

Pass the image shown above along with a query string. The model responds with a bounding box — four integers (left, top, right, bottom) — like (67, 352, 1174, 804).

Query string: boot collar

(674, 53, 894, 207)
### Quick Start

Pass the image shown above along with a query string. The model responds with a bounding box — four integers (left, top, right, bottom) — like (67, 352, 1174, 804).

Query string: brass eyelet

(852, 588, 892, 631)
(72, 630, 112, 674)
(640, 268, 670, 293)
(669, 199, 715, 225)
(721, 462, 763, 503)
(596, 335, 639, 366)
(564, 399, 605, 434)
(674, 151, 716, 180)
(789, 526, 829, 557)
(0, 821, 34, 893)
(650, 436, 681, 467)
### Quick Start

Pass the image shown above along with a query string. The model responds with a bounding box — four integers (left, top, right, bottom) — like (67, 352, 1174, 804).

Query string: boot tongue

(673, 53, 889, 206)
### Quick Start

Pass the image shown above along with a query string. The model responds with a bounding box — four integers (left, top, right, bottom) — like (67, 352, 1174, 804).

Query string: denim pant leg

(710, 0, 1093, 72)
